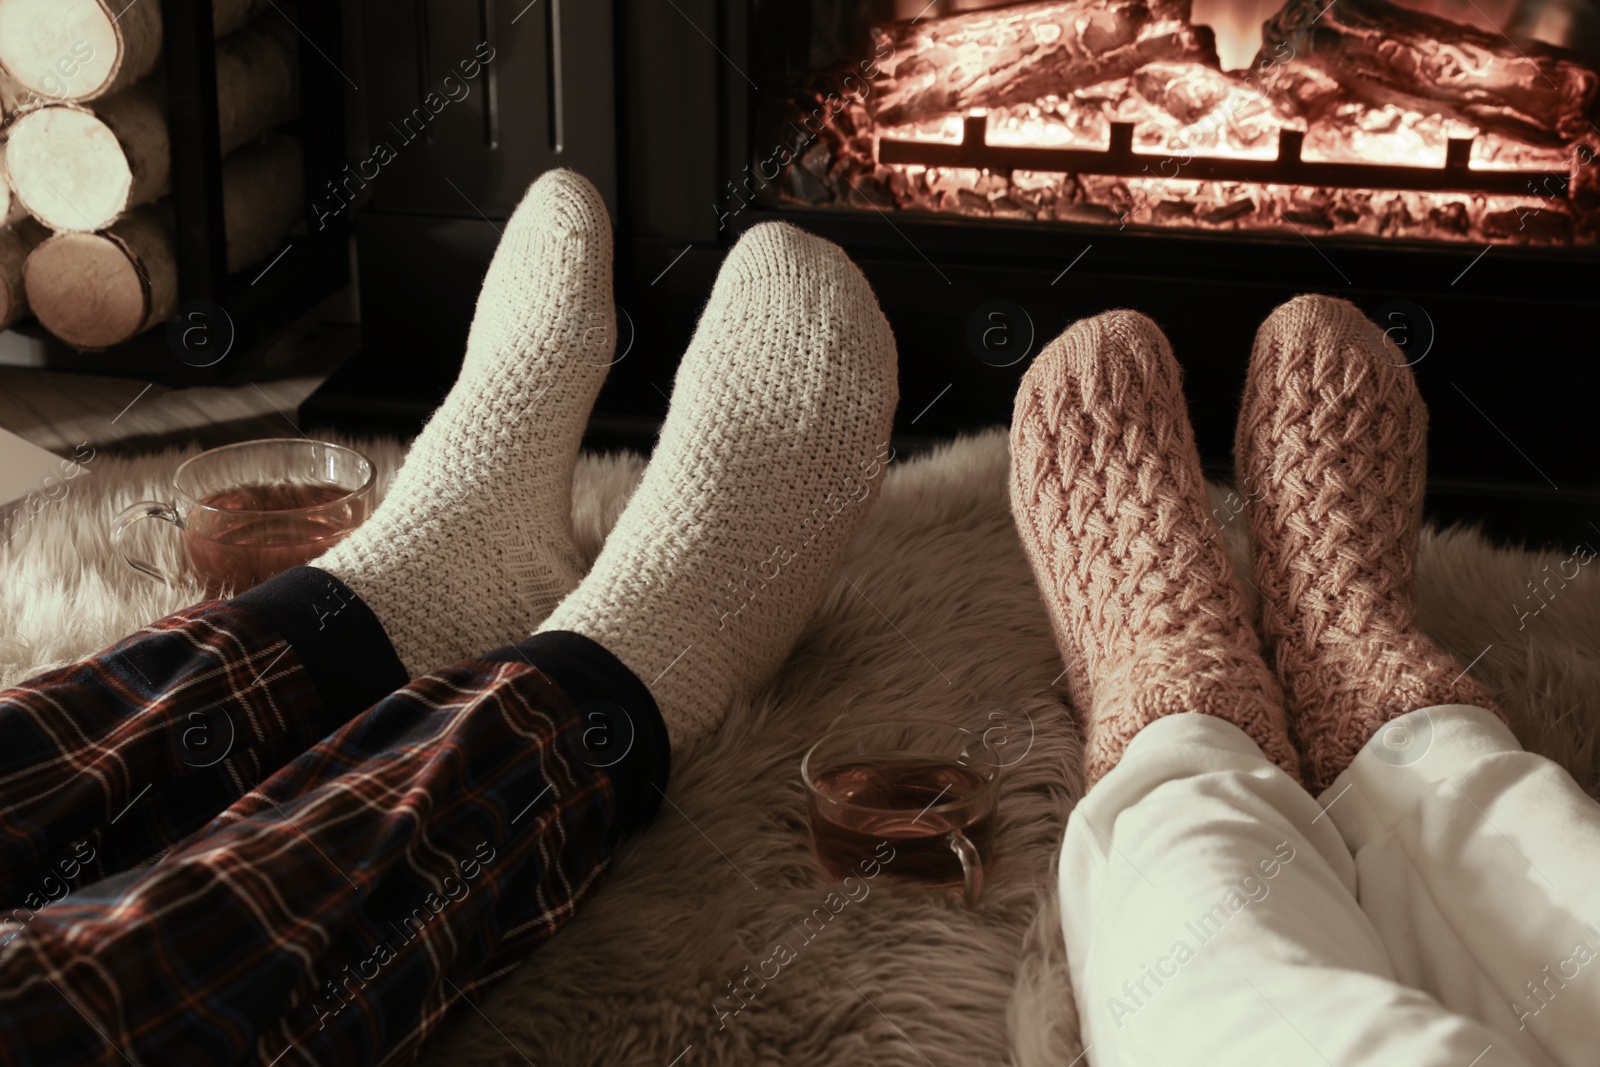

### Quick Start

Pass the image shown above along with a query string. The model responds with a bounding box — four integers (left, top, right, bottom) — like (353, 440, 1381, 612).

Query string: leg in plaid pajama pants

(0, 567, 670, 1066)
(0, 176, 900, 1066)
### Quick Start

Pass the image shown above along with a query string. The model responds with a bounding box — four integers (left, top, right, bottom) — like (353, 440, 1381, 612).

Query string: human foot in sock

(1010, 310, 1301, 786)
(1237, 294, 1499, 791)
(538, 222, 898, 751)
(315, 169, 616, 675)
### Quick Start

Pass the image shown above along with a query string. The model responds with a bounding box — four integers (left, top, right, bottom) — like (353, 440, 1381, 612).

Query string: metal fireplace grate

(879, 114, 1574, 197)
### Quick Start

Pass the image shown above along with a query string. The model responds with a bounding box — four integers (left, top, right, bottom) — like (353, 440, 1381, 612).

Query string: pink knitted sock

(1011, 310, 1301, 786)
(1237, 294, 1501, 793)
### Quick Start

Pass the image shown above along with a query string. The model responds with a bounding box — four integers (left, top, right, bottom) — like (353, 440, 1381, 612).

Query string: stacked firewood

(0, 0, 305, 349)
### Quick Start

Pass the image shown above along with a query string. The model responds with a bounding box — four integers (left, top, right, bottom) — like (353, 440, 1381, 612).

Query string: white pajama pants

(1061, 705, 1600, 1067)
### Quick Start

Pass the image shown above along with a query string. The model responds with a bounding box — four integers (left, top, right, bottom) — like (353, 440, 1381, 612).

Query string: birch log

(6, 18, 299, 231)
(0, 0, 272, 103)
(0, 68, 29, 120)
(23, 135, 303, 350)
(0, 146, 30, 227)
(0, 219, 47, 329)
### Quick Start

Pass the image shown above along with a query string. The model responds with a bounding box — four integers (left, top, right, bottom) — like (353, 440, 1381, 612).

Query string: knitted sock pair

(316, 173, 1478, 787)
(1011, 298, 1496, 791)
(315, 170, 898, 752)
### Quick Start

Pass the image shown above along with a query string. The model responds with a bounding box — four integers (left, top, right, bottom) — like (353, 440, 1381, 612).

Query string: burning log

(0, 219, 47, 330)
(774, 0, 1599, 244)
(0, 0, 270, 103)
(865, 0, 1220, 126)
(6, 19, 300, 232)
(23, 135, 302, 350)
(1257, 0, 1600, 145)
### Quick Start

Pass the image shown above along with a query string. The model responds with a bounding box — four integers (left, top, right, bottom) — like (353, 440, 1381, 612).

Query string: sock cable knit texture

(538, 222, 899, 752)
(315, 169, 616, 676)
(1237, 294, 1501, 792)
(1010, 310, 1301, 786)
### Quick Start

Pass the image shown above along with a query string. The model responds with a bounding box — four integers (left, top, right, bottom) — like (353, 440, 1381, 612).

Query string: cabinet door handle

(482, 0, 500, 149)
(416, 0, 433, 144)
(548, 0, 565, 155)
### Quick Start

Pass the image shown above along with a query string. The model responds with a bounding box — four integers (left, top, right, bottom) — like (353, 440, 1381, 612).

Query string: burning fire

(777, 0, 1599, 244)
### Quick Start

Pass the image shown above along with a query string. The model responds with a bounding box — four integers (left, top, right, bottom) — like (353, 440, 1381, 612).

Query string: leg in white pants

(1328, 704, 1600, 1067)
(1060, 711, 1543, 1067)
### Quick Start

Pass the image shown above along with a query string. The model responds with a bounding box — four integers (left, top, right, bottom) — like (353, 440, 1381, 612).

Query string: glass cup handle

(112, 501, 185, 585)
(946, 829, 984, 907)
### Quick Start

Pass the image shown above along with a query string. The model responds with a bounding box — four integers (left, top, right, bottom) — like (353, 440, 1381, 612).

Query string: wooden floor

(0, 324, 358, 458)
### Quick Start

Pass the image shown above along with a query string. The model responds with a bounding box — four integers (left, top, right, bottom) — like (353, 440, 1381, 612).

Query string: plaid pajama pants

(0, 567, 670, 1066)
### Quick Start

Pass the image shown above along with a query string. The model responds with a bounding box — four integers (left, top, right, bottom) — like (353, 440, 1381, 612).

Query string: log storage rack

(878, 114, 1573, 198)
(7, 0, 348, 385)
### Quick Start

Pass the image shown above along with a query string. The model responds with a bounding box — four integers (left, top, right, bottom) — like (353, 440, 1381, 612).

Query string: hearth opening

(759, 0, 1600, 244)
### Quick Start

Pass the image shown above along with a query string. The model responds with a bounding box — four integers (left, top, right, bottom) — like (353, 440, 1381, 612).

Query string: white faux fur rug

(4, 430, 1600, 1067)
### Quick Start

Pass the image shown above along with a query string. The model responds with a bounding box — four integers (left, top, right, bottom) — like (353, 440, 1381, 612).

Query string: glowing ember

(774, 0, 1599, 244)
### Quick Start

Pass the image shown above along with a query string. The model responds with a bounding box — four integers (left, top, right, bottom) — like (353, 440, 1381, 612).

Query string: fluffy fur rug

(3, 430, 1599, 1067)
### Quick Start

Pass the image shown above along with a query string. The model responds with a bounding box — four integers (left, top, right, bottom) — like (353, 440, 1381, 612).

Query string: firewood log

(6, 19, 299, 232)
(6, 95, 167, 234)
(0, 146, 30, 227)
(1257, 0, 1599, 145)
(0, 0, 271, 103)
(0, 69, 29, 120)
(0, 219, 47, 330)
(23, 135, 302, 350)
(864, 0, 1220, 126)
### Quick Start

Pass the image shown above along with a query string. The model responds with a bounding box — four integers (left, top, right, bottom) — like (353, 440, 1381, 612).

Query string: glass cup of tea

(112, 439, 375, 596)
(801, 718, 1001, 907)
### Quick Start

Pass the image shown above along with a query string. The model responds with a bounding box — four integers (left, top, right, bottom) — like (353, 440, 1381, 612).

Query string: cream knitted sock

(537, 221, 899, 751)
(315, 169, 616, 675)
(1010, 310, 1301, 786)
(1237, 294, 1500, 792)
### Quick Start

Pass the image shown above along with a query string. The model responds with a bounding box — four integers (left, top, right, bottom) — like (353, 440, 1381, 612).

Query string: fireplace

(674, 0, 1599, 546)
(762, 0, 1599, 245)
(308, 0, 1600, 547)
